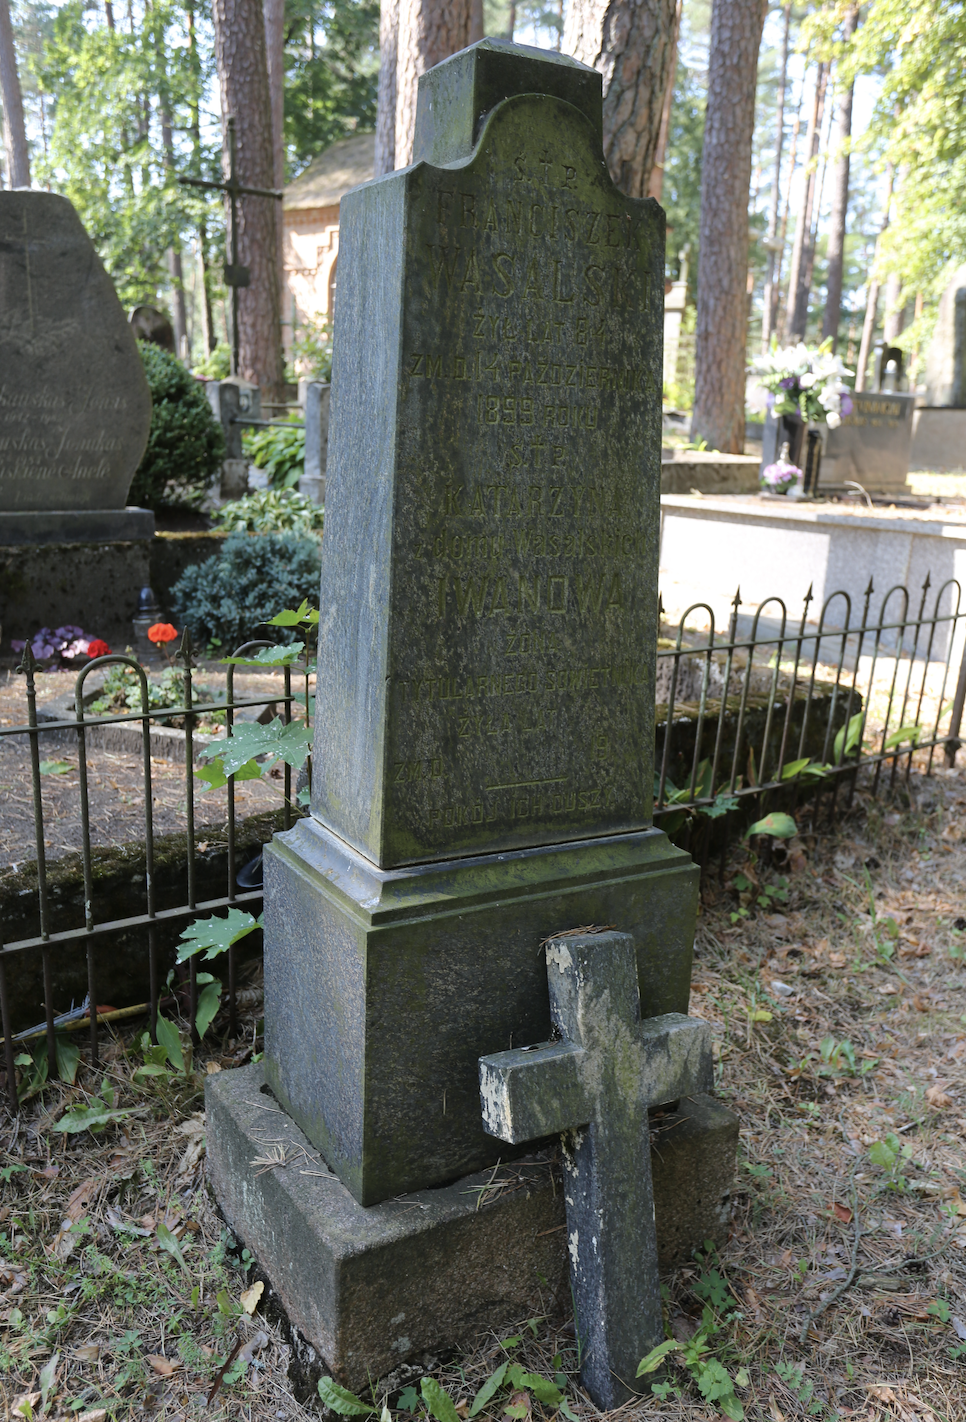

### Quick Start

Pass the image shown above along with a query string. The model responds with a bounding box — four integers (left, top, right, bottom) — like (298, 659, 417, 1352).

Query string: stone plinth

(206, 1064, 737, 1392)
(911, 408, 966, 473)
(265, 821, 697, 1204)
(0, 508, 154, 546)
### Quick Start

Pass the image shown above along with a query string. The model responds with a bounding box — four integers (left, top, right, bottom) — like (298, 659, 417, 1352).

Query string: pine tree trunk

(395, 0, 474, 169)
(784, 60, 827, 342)
(375, 0, 399, 176)
(563, 0, 679, 200)
(187, 1, 217, 353)
(212, 0, 285, 398)
(855, 166, 893, 390)
(821, 8, 856, 347)
(691, 0, 768, 454)
(263, 0, 286, 307)
(647, 0, 682, 202)
(0, 0, 30, 188)
(761, 2, 790, 349)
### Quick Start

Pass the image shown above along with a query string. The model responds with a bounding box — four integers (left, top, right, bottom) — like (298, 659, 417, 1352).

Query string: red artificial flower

(147, 622, 179, 645)
(87, 639, 111, 658)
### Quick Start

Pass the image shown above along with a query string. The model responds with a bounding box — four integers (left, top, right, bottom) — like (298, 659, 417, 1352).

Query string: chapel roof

(284, 132, 376, 212)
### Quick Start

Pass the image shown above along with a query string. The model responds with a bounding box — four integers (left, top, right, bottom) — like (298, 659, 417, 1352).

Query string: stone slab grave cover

(0, 192, 153, 542)
(208, 36, 736, 1390)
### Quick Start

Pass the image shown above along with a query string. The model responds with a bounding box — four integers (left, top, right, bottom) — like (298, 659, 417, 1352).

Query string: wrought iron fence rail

(0, 694, 294, 737)
(0, 891, 265, 959)
(2, 575, 965, 1114)
(653, 576, 965, 836)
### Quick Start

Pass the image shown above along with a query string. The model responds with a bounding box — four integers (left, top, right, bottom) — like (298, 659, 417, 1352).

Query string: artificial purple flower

(840, 394, 853, 417)
(779, 376, 797, 390)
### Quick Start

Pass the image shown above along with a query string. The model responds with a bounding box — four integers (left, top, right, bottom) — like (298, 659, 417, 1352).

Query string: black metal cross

(479, 931, 713, 1410)
(178, 116, 282, 377)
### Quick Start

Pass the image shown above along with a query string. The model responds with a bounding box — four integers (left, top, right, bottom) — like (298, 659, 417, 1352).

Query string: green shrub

(212, 488, 324, 535)
(242, 418, 305, 489)
(131, 343, 226, 509)
(290, 313, 333, 383)
(193, 342, 231, 380)
(170, 531, 322, 651)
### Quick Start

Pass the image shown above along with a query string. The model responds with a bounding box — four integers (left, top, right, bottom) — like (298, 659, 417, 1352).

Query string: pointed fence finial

(803, 583, 814, 607)
(865, 576, 874, 597)
(732, 586, 741, 609)
(176, 626, 198, 671)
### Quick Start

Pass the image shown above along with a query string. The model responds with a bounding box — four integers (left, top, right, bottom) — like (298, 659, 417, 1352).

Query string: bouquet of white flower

(749, 340, 853, 429)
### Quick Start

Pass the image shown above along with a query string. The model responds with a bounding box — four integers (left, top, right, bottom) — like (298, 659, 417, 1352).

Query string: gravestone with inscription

(821, 390, 915, 494)
(0, 191, 153, 544)
(206, 38, 736, 1386)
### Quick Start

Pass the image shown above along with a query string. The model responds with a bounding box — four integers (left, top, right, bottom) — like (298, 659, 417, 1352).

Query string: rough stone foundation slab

(206, 1065, 737, 1390)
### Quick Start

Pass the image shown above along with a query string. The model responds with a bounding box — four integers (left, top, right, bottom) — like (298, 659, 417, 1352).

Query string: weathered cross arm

(479, 931, 714, 1411)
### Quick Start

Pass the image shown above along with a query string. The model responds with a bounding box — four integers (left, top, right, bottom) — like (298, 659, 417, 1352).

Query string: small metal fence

(2, 574, 965, 1112)
(0, 635, 303, 1110)
(654, 575, 966, 868)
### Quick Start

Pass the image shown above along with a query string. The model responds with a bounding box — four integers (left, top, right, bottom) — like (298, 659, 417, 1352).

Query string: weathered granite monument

(0, 191, 153, 540)
(0, 191, 154, 648)
(207, 38, 736, 1404)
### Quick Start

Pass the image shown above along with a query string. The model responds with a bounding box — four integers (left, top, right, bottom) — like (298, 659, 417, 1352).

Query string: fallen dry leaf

(828, 952, 847, 968)
(831, 1201, 853, 1224)
(176, 1113, 206, 1138)
(12, 1393, 41, 1418)
(146, 1354, 181, 1376)
(237, 1328, 269, 1364)
(77, 1411, 108, 1422)
(65, 1178, 99, 1223)
(925, 1084, 953, 1108)
(74, 1343, 100, 1363)
(240, 1280, 265, 1315)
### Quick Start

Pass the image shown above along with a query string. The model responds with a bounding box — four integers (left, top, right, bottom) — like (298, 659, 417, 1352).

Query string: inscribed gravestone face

(263, 42, 699, 1208)
(312, 43, 663, 866)
(0, 192, 152, 513)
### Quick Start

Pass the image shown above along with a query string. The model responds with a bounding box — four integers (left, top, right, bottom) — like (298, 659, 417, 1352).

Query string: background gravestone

(0, 191, 153, 542)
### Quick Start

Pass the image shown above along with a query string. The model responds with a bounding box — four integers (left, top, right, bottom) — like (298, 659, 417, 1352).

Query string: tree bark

(469, 0, 483, 43)
(0, 0, 30, 188)
(855, 163, 893, 391)
(563, 0, 679, 200)
(784, 59, 827, 341)
(212, 0, 285, 398)
(187, 0, 217, 353)
(821, 7, 857, 347)
(395, 0, 474, 169)
(375, 0, 399, 176)
(263, 0, 286, 300)
(691, 0, 768, 454)
(760, 2, 790, 349)
(646, 0, 682, 202)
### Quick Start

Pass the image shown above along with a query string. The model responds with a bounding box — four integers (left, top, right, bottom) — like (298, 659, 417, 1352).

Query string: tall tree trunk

(156, 27, 190, 362)
(800, 96, 832, 323)
(506, 1, 516, 38)
(691, 0, 768, 454)
(855, 164, 894, 391)
(821, 7, 856, 347)
(263, 0, 285, 305)
(773, 76, 804, 344)
(375, 0, 399, 176)
(882, 269, 904, 343)
(563, 0, 679, 200)
(785, 60, 827, 341)
(187, 1, 217, 353)
(105, 0, 116, 29)
(761, 2, 790, 349)
(395, 0, 474, 169)
(0, 0, 30, 188)
(212, 0, 285, 398)
(647, 0, 682, 202)
(469, 0, 483, 42)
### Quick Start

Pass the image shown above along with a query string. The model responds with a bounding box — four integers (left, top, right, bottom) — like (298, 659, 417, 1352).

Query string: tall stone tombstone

(924, 264, 966, 409)
(264, 37, 699, 1208)
(207, 38, 734, 1389)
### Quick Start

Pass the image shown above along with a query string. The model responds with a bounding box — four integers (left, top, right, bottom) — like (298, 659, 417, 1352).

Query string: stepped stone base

(205, 1064, 738, 1390)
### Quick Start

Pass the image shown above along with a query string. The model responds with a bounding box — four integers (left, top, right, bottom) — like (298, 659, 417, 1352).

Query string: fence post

(945, 641, 966, 767)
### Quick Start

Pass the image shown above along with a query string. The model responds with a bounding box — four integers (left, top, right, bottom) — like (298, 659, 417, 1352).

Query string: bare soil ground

(2, 753, 966, 1422)
(0, 667, 300, 868)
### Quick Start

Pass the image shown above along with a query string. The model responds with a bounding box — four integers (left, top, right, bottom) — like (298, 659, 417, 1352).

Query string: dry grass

(3, 754, 966, 1421)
